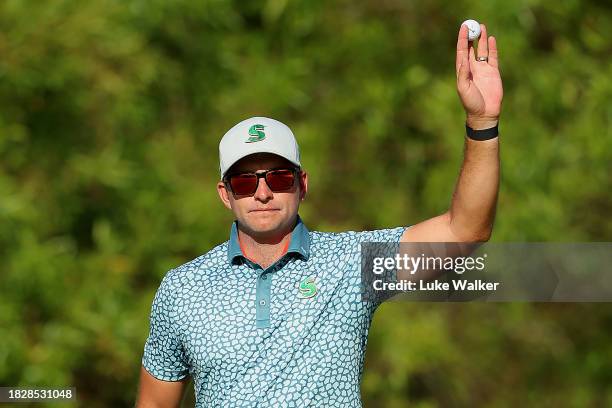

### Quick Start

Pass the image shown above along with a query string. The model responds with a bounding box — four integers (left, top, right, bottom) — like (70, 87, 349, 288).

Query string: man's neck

(237, 221, 295, 269)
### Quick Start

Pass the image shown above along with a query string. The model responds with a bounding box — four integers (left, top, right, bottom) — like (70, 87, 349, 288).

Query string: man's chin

(243, 212, 286, 235)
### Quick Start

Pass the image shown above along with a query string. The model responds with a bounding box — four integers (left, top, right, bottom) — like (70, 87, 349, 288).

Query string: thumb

(457, 62, 470, 94)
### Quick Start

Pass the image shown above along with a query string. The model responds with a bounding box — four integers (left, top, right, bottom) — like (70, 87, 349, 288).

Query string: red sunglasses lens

(228, 169, 297, 195)
(229, 174, 258, 195)
(266, 170, 295, 191)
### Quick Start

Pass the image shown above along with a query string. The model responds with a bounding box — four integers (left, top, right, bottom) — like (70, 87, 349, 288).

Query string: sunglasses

(224, 168, 299, 196)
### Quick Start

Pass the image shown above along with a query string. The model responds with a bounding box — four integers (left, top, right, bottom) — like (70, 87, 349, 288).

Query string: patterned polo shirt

(142, 216, 407, 407)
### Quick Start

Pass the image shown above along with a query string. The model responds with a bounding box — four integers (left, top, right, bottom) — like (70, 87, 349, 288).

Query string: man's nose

(253, 176, 273, 201)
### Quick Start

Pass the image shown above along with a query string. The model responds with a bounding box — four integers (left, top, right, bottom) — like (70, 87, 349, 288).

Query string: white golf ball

(462, 19, 481, 41)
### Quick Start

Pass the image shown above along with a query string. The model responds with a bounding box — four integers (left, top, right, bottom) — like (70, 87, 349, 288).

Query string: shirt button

(259, 300, 266, 307)
(261, 274, 267, 280)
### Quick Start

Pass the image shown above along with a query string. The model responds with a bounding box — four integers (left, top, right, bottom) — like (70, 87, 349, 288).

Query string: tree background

(0, 0, 610, 406)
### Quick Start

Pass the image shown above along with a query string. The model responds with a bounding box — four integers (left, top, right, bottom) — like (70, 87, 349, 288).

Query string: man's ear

(217, 181, 233, 210)
(299, 171, 308, 201)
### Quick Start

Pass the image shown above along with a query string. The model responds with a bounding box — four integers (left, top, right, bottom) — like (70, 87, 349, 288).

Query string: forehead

(230, 153, 293, 173)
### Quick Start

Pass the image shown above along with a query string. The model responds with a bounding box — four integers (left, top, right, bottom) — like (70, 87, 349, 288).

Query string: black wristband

(465, 123, 499, 141)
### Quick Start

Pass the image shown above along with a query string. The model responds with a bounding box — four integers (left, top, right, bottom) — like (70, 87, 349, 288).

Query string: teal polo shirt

(142, 216, 407, 407)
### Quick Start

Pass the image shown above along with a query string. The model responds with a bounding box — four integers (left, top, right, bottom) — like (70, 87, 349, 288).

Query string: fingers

(456, 25, 471, 91)
(456, 24, 469, 74)
(468, 41, 476, 64)
(488, 36, 499, 68)
(477, 24, 488, 59)
(457, 58, 470, 93)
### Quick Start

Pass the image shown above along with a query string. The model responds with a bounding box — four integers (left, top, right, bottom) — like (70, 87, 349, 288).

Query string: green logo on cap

(246, 124, 266, 143)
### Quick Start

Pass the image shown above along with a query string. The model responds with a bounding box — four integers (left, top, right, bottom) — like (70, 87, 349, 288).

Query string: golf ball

(462, 19, 481, 41)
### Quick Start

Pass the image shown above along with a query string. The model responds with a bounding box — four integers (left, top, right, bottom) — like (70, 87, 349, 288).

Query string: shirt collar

(227, 215, 310, 264)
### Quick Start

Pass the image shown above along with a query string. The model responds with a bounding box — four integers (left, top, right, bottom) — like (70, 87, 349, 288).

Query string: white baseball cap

(219, 116, 301, 178)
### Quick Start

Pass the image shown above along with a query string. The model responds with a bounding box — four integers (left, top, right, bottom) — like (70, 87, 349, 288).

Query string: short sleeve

(356, 226, 409, 309)
(355, 226, 407, 244)
(142, 271, 190, 381)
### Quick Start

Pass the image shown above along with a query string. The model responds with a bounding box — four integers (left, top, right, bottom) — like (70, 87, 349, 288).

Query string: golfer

(136, 23, 502, 407)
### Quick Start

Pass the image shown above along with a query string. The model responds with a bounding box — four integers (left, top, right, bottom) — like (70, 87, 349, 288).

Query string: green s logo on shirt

(298, 276, 317, 299)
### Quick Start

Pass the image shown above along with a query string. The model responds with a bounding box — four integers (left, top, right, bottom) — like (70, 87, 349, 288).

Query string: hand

(456, 23, 503, 129)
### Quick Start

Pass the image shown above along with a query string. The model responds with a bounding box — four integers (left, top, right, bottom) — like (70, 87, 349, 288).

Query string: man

(136, 23, 502, 407)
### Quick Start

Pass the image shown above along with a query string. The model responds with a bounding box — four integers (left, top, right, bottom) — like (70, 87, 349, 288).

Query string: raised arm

(402, 23, 503, 243)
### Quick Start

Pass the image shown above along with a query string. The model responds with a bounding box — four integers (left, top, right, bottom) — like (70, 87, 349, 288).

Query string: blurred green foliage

(0, 0, 610, 406)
